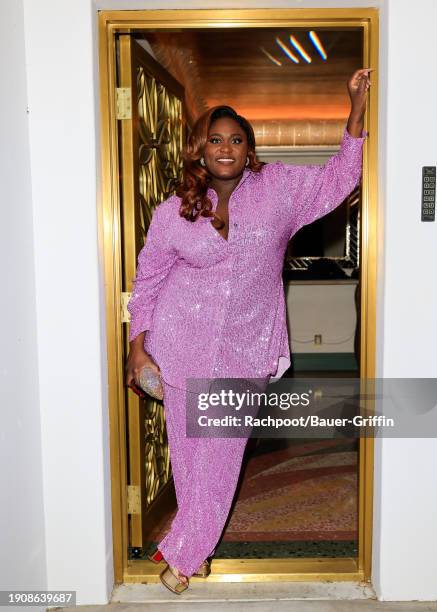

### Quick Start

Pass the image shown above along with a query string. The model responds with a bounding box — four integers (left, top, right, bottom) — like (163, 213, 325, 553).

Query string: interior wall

(371, 0, 437, 600)
(4, 0, 433, 604)
(22, 0, 114, 604)
(0, 0, 47, 606)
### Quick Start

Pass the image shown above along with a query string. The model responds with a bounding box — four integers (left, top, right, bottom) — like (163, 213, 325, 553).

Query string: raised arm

(127, 199, 178, 342)
(345, 67, 373, 138)
(274, 68, 372, 236)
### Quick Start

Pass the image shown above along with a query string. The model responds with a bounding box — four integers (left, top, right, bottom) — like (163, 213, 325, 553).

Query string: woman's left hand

(347, 68, 373, 118)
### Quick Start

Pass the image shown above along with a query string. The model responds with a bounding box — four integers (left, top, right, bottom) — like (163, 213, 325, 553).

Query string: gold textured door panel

(117, 34, 185, 550)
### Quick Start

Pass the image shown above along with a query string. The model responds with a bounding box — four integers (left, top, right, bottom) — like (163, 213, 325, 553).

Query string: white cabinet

(285, 279, 359, 354)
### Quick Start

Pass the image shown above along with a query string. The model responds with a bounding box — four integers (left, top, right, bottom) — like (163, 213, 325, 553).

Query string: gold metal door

(117, 34, 185, 551)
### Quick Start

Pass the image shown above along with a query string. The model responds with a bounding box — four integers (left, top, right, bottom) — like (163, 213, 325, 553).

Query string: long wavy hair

(176, 105, 264, 229)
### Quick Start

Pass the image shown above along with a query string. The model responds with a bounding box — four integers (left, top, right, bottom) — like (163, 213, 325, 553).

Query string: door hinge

(121, 292, 132, 323)
(127, 485, 141, 514)
(116, 87, 132, 120)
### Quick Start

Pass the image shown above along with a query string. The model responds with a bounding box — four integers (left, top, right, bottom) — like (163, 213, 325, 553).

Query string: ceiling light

(260, 46, 282, 66)
(275, 37, 300, 63)
(289, 35, 312, 63)
(308, 31, 327, 60)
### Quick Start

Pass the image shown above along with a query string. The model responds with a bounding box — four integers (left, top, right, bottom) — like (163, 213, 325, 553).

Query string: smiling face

(203, 116, 249, 180)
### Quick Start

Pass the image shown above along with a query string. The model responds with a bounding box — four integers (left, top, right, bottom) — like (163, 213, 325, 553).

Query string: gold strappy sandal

(149, 547, 211, 578)
(159, 564, 189, 594)
(192, 558, 211, 578)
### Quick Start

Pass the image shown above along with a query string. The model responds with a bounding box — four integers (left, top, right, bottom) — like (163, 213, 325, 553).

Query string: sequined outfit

(156, 382, 248, 576)
(127, 126, 367, 576)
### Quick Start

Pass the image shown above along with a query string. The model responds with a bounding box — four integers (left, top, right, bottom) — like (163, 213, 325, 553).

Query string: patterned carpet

(141, 437, 358, 559)
(224, 438, 358, 542)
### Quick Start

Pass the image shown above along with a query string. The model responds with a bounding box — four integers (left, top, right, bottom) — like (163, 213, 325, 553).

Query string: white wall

(371, 0, 437, 600)
(0, 1, 47, 607)
(21, 0, 113, 604)
(0, 0, 432, 604)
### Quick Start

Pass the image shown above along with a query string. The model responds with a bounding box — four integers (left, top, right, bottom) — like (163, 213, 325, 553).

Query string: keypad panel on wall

(422, 166, 436, 222)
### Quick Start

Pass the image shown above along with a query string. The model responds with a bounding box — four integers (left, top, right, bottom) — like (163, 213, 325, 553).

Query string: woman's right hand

(125, 336, 161, 386)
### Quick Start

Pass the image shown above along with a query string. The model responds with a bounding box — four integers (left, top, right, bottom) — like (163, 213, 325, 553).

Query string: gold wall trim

(98, 7, 379, 586)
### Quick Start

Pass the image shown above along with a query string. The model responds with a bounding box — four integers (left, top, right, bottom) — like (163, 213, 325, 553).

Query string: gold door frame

(98, 8, 379, 585)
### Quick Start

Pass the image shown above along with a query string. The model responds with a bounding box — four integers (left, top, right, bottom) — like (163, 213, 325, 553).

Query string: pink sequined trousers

(157, 381, 249, 577)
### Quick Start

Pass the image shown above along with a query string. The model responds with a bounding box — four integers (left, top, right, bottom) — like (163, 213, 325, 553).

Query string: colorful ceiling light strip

(289, 35, 312, 63)
(275, 37, 300, 63)
(260, 46, 282, 66)
(308, 31, 327, 60)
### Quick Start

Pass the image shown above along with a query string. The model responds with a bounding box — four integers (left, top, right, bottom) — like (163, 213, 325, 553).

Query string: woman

(125, 68, 372, 594)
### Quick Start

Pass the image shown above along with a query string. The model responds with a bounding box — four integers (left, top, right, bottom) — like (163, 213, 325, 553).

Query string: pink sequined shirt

(128, 127, 367, 390)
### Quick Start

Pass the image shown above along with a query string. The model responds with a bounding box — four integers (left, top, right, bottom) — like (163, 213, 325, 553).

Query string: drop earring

(245, 157, 249, 167)
(200, 157, 206, 167)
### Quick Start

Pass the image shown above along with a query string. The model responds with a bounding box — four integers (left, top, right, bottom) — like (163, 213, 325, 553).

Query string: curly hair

(175, 105, 264, 229)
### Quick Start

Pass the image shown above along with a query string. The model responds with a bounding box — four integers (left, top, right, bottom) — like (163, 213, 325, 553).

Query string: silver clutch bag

(136, 365, 164, 400)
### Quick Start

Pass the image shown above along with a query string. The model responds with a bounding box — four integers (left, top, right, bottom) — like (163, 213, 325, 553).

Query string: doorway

(98, 8, 379, 585)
